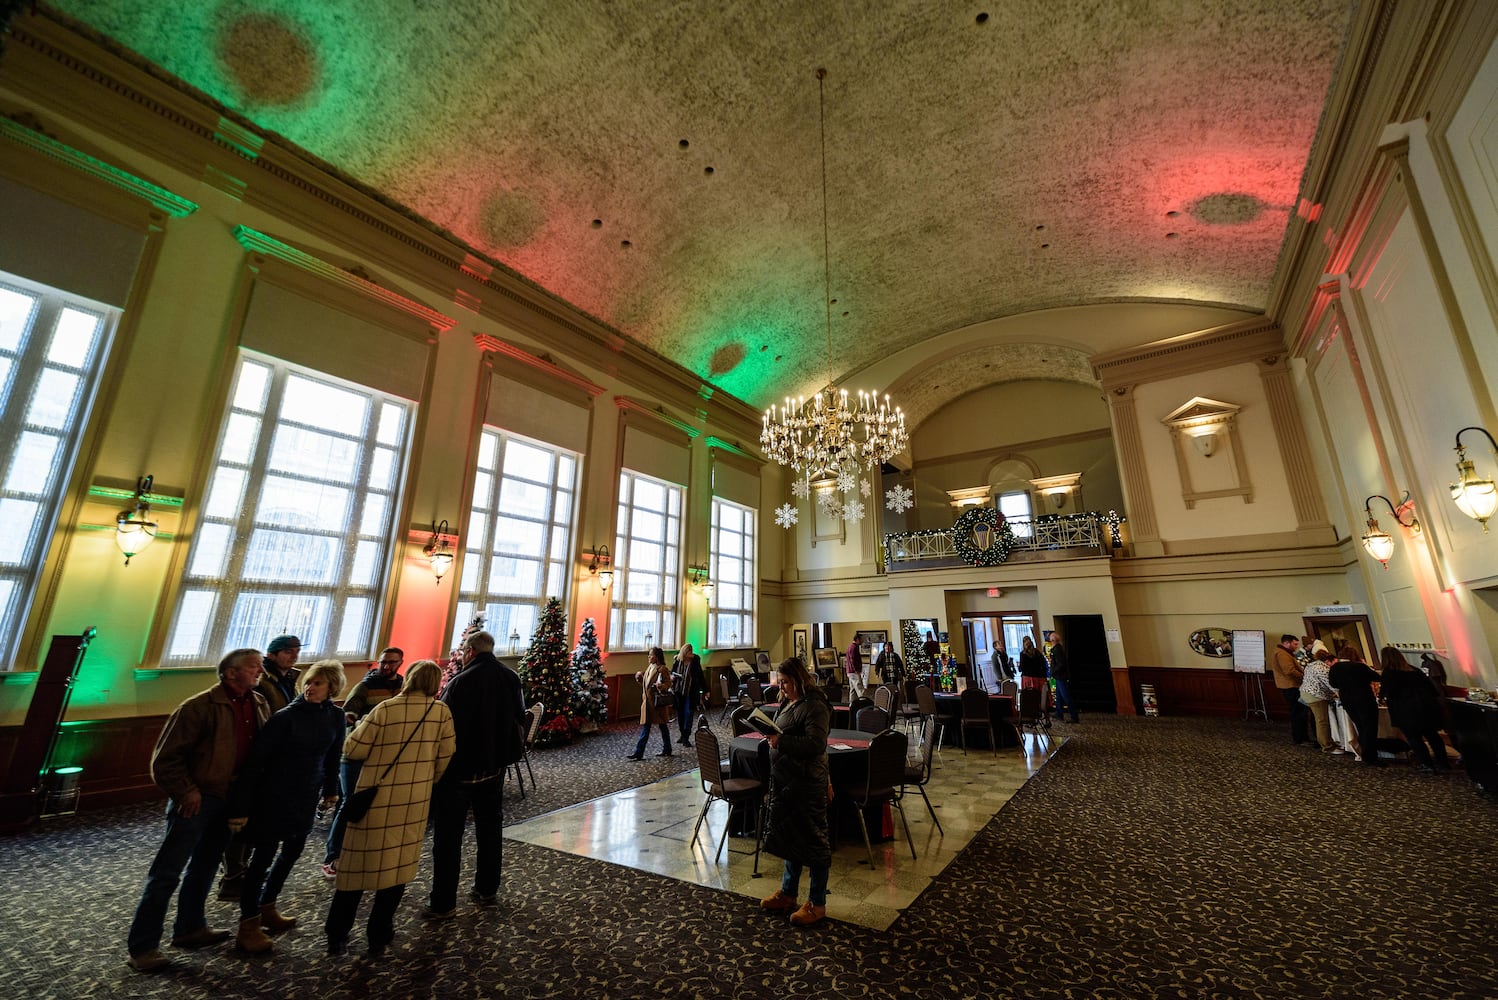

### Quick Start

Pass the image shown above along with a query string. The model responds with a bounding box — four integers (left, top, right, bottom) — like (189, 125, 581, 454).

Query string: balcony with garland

(882, 509, 1128, 573)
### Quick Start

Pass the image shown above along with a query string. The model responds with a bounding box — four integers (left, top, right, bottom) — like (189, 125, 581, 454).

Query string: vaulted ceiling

(45, 0, 1355, 411)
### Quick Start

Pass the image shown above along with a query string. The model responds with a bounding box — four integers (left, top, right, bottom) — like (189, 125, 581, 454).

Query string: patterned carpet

(1, 714, 1493, 999)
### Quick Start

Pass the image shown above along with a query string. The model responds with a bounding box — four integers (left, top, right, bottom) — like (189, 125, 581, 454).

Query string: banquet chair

(719, 675, 735, 721)
(873, 685, 895, 715)
(856, 705, 891, 734)
(730, 704, 754, 738)
(690, 726, 765, 864)
(848, 696, 874, 720)
(850, 729, 916, 865)
(901, 715, 943, 835)
(512, 702, 544, 798)
(913, 684, 941, 749)
(896, 685, 924, 737)
(1016, 687, 1052, 746)
(998, 679, 1018, 701)
(745, 677, 769, 708)
(959, 687, 997, 756)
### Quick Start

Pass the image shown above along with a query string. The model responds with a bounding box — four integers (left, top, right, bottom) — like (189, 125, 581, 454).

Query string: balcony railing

(883, 512, 1125, 570)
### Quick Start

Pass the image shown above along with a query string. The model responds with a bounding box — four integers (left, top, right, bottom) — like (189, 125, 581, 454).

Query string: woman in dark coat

(1017, 635, 1050, 713)
(759, 656, 832, 927)
(228, 660, 346, 952)
(1328, 645, 1383, 767)
(1378, 646, 1451, 772)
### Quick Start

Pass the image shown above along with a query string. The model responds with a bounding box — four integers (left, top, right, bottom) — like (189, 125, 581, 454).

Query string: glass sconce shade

(1451, 459, 1498, 529)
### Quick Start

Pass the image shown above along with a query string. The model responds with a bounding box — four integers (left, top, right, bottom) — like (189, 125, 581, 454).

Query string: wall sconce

(1450, 426, 1498, 531)
(1191, 429, 1218, 458)
(115, 475, 158, 566)
(423, 519, 454, 583)
(588, 544, 613, 590)
(687, 563, 714, 602)
(1361, 493, 1421, 568)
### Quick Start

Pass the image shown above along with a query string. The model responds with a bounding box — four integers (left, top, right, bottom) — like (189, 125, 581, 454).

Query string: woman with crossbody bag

(627, 646, 675, 760)
(325, 659, 455, 957)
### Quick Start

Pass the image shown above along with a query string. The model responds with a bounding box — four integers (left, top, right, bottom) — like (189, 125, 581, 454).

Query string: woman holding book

(759, 656, 832, 927)
(627, 647, 674, 760)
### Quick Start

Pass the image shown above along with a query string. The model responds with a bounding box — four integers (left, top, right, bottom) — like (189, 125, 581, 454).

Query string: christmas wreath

(950, 506, 1016, 566)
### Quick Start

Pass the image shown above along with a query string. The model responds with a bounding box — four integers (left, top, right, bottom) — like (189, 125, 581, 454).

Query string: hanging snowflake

(860, 478, 872, 498)
(818, 492, 843, 518)
(791, 477, 810, 499)
(774, 502, 799, 529)
(842, 498, 865, 522)
(886, 483, 914, 513)
(837, 470, 856, 494)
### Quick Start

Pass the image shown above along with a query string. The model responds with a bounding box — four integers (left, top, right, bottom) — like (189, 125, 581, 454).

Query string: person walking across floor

(1270, 634, 1309, 746)
(759, 656, 833, 927)
(1329, 645, 1382, 766)
(227, 660, 346, 953)
(628, 646, 675, 759)
(322, 647, 404, 879)
(674, 643, 707, 747)
(426, 631, 527, 918)
(126, 649, 268, 973)
(1300, 649, 1343, 754)
(875, 641, 903, 687)
(844, 637, 866, 700)
(325, 659, 455, 957)
(1379, 645, 1452, 773)
(1048, 632, 1079, 723)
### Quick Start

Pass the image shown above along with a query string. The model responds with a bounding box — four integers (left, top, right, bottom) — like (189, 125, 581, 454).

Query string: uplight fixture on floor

(423, 519, 454, 583)
(1360, 492, 1420, 568)
(1450, 426, 1498, 531)
(760, 68, 907, 529)
(115, 475, 158, 565)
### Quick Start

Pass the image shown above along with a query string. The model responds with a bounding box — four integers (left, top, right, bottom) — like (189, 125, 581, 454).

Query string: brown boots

(258, 904, 297, 934)
(236, 916, 273, 953)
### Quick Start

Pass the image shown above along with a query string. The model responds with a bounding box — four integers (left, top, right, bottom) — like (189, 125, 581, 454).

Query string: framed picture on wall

(814, 647, 838, 668)
(792, 628, 809, 664)
(855, 629, 887, 657)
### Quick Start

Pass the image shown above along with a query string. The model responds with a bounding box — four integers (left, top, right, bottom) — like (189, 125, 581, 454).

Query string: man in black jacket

(425, 630, 526, 918)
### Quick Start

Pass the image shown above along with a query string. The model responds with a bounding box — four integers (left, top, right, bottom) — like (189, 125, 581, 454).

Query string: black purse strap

(369, 698, 435, 785)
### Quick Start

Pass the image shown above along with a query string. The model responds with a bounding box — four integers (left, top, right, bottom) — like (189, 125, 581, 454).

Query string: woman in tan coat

(626, 646, 675, 760)
(324, 659, 455, 957)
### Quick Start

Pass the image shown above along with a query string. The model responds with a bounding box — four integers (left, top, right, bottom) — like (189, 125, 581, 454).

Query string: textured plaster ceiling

(44, 0, 1354, 410)
(891, 344, 1099, 431)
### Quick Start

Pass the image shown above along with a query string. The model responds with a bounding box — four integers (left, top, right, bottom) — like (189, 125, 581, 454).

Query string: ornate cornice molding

(1091, 317, 1284, 391)
(0, 114, 196, 218)
(233, 225, 456, 332)
(472, 333, 605, 399)
(614, 396, 701, 440)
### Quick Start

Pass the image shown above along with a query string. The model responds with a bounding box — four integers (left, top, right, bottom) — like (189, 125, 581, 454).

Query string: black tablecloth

(727, 729, 886, 841)
(931, 692, 1019, 749)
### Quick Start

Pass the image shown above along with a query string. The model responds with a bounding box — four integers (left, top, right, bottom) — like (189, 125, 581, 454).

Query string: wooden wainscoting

(0, 714, 167, 815)
(1116, 666, 1289, 719)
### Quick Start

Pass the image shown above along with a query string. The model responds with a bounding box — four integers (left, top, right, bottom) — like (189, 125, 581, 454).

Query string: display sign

(1231, 630, 1266, 673)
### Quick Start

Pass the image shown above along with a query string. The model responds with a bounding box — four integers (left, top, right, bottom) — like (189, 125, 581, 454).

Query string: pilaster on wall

(1257, 353, 1334, 533)
(1106, 385, 1162, 554)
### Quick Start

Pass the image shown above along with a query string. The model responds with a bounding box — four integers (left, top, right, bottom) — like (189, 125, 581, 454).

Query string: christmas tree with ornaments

(440, 610, 486, 694)
(520, 597, 580, 745)
(570, 617, 609, 730)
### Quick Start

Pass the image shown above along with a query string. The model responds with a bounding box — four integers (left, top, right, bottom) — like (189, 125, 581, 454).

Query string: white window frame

(162, 350, 413, 665)
(709, 497, 756, 648)
(453, 427, 579, 651)
(611, 469, 683, 651)
(0, 272, 117, 664)
(998, 490, 1033, 538)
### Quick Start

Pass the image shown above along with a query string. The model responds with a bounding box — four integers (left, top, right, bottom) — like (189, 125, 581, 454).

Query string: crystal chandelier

(761, 69, 907, 528)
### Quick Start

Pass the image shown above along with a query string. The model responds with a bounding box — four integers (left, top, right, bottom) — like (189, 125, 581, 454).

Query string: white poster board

(1232, 630, 1266, 673)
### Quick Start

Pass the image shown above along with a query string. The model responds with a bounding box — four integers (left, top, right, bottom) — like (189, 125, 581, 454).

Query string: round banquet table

(726, 728, 887, 842)
(930, 691, 1019, 749)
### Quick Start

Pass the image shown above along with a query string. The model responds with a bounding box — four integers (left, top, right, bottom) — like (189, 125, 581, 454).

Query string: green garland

(951, 506, 1016, 566)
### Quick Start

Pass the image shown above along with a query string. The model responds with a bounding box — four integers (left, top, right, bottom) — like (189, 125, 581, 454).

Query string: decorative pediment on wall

(1161, 397, 1253, 509)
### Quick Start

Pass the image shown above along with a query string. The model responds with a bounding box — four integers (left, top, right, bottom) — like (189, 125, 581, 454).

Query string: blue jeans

(1052, 677, 1078, 721)
(677, 693, 698, 740)
(323, 758, 363, 863)
(781, 859, 829, 906)
(127, 794, 231, 956)
(240, 833, 307, 919)
(633, 723, 671, 756)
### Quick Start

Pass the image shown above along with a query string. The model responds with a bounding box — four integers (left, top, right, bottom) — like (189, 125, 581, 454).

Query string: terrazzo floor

(506, 729, 1063, 930)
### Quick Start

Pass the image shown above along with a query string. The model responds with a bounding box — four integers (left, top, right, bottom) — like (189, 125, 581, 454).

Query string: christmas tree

(440, 610, 486, 694)
(570, 617, 609, 728)
(901, 619, 933, 677)
(519, 597, 578, 745)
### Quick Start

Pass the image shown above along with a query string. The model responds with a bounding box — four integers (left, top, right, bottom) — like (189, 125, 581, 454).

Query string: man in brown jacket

(126, 649, 268, 973)
(1271, 633, 1309, 746)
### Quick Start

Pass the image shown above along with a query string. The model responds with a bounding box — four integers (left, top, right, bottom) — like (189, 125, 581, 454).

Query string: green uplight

(51, 766, 84, 775)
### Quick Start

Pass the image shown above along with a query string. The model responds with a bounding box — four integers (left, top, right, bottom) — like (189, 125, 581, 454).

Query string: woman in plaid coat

(324, 659, 455, 956)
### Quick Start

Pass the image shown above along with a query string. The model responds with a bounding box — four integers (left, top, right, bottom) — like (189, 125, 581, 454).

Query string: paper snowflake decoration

(886, 483, 914, 514)
(791, 477, 810, 499)
(842, 499, 865, 522)
(837, 470, 856, 494)
(860, 478, 872, 498)
(774, 502, 799, 529)
(818, 492, 843, 518)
